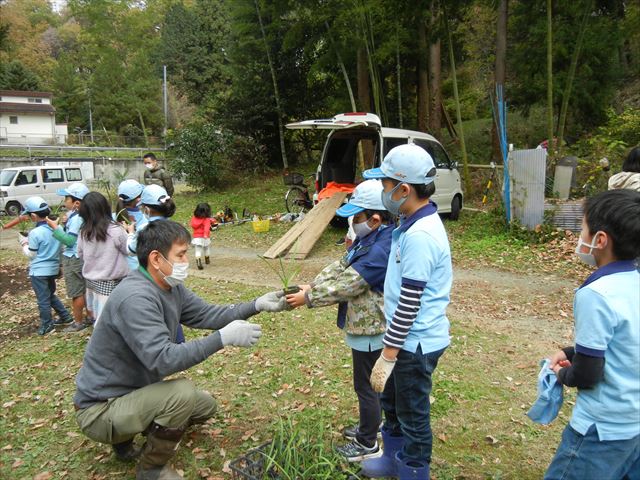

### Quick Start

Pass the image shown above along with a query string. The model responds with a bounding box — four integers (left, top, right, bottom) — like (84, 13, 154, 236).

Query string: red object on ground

(317, 181, 355, 201)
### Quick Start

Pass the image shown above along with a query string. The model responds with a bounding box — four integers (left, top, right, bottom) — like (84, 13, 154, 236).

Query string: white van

(0, 165, 85, 216)
(286, 112, 463, 219)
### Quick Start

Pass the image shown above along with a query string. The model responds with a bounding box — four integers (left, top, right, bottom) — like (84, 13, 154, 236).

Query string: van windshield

(0, 170, 17, 186)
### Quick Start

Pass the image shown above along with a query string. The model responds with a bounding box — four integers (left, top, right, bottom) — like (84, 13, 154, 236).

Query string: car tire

(5, 201, 22, 217)
(449, 195, 462, 221)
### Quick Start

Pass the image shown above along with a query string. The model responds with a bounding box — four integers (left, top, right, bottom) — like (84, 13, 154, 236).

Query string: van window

(43, 168, 64, 183)
(14, 170, 38, 186)
(413, 139, 451, 168)
(0, 170, 17, 186)
(65, 168, 82, 181)
(383, 137, 407, 157)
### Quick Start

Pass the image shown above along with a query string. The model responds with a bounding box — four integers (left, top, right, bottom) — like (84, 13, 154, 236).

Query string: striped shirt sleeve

(383, 279, 425, 348)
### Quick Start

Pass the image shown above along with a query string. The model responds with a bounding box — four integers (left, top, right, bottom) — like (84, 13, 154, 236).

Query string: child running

(47, 182, 94, 332)
(286, 180, 393, 462)
(190, 202, 212, 270)
(18, 197, 73, 335)
(544, 189, 640, 480)
(77, 192, 129, 324)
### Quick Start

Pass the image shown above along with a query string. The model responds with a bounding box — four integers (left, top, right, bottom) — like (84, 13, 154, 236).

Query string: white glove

(219, 320, 262, 347)
(255, 290, 290, 312)
(370, 353, 396, 392)
(17, 233, 28, 246)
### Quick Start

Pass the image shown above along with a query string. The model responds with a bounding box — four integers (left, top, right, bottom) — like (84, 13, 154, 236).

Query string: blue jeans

(380, 345, 445, 463)
(545, 424, 640, 480)
(30, 275, 71, 330)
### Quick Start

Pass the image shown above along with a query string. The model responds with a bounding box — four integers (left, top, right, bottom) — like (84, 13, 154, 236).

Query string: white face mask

(160, 254, 189, 286)
(144, 164, 154, 170)
(352, 217, 373, 239)
(575, 233, 601, 267)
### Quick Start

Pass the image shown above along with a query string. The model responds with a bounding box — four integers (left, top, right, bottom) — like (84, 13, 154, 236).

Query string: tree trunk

(357, 46, 371, 112)
(255, 0, 288, 169)
(557, 1, 590, 158)
(491, 0, 507, 162)
(396, 37, 403, 128)
(417, 15, 429, 133)
(325, 21, 356, 111)
(546, 0, 554, 160)
(444, 5, 470, 194)
(428, 0, 442, 138)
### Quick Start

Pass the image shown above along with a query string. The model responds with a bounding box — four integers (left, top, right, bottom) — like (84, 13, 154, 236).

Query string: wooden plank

(262, 195, 343, 258)
(286, 192, 348, 260)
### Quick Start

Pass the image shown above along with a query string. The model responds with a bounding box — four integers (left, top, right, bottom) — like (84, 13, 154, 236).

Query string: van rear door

(285, 112, 382, 131)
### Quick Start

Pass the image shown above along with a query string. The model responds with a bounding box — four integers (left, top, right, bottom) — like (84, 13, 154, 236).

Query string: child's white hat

(21, 196, 49, 215)
(140, 184, 170, 206)
(57, 182, 89, 200)
(335, 180, 386, 217)
(117, 179, 144, 201)
(363, 143, 436, 185)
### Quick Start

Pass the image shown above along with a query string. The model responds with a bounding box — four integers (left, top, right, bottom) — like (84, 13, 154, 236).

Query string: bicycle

(283, 172, 314, 213)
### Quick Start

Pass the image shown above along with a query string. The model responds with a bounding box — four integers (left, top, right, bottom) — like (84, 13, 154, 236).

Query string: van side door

(41, 167, 65, 204)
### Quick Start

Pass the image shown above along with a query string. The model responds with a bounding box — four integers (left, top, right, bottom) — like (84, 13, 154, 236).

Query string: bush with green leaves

(169, 123, 267, 190)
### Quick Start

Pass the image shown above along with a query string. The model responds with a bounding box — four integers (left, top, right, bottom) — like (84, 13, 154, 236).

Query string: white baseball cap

(21, 196, 49, 215)
(118, 179, 144, 201)
(335, 180, 386, 217)
(363, 143, 436, 185)
(140, 184, 170, 206)
(56, 182, 89, 200)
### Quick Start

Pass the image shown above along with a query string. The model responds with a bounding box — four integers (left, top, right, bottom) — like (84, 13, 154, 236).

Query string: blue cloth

(570, 262, 640, 441)
(28, 222, 61, 276)
(545, 424, 640, 480)
(381, 346, 446, 462)
(30, 275, 71, 330)
(527, 358, 564, 425)
(345, 333, 384, 352)
(62, 211, 83, 258)
(383, 203, 451, 354)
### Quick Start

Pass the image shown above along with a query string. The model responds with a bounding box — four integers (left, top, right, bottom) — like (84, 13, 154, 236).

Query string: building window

(28, 98, 43, 103)
(9, 116, 18, 124)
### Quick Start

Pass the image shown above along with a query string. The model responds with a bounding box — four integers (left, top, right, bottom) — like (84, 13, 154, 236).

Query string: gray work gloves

(219, 320, 262, 347)
(255, 290, 290, 313)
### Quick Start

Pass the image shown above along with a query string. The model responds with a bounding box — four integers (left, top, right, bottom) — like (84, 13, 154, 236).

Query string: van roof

(381, 127, 440, 143)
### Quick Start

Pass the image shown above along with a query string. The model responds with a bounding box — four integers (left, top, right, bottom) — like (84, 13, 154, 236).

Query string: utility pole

(163, 65, 168, 138)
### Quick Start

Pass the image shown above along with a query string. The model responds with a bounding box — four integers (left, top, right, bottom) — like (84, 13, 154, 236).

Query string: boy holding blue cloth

(545, 189, 640, 480)
(361, 143, 452, 479)
(18, 196, 73, 335)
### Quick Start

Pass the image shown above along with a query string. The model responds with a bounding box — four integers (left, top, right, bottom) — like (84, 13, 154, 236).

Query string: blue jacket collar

(580, 260, 638, 289)
(396, 201, 438, 234)
(35, 220, 48, 227)
(126, 207, 139, 213)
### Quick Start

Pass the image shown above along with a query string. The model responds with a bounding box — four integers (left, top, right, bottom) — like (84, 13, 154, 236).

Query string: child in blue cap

(115, 179, 146, 270)
(286, 180, 394, 462)
(47, 182, 94, 332)
(544, 189, 640, 480)
(360, 143, 452, 479)
(18, 196, 73, 335)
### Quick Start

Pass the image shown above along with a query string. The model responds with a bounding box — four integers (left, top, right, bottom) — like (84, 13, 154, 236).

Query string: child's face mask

(574, 232, 603, 266)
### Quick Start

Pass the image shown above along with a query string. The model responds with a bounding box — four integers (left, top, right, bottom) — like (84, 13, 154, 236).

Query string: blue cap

(336, 180, 386, 217)
(140, 184, 170, 206)
(118, 179, 144, 201)
(21, 196, 49, 215)
(363, 143, 436, 185)
(56, 182, 89, 200)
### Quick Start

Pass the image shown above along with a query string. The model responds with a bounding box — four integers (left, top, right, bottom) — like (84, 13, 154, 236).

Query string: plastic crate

(282, 172, 305, 186)
(251, 219, 270, 233)
(229, 442, 280, 480)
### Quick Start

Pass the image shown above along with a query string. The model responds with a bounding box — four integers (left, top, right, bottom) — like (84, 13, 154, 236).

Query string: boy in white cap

(18, 196, 73, 335)
(360, 143, 452, 479)
(47, 182, 93, 332)
(286, 180, 394, 462)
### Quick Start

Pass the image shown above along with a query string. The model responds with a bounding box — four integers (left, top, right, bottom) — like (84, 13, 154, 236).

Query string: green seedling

(259, 255, 301, 294)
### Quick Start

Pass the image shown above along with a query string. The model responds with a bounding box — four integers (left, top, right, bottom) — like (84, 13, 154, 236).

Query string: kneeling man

(73, 220, 287, 479)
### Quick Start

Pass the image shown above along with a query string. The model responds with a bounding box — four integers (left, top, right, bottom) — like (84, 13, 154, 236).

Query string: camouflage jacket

(306, 225, 393, 336)
(144, 166, 174, 196)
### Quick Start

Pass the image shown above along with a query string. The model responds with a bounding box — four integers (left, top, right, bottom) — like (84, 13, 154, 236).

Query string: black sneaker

(53, 316, 73, 326)
(38, 324, 55, 336)
(336, 439, 382, 462)
(343, 423, 383, 441)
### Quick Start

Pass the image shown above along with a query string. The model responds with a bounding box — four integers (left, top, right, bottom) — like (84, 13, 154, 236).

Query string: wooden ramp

(262, 192, 347, 259)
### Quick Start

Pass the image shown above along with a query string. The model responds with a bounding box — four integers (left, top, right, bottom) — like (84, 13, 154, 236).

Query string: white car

(286, 112, 463, 219)
(0, 165, 85, 216)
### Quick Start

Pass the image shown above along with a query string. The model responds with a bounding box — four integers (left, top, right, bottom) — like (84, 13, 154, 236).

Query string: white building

(0, 90, 68, 145)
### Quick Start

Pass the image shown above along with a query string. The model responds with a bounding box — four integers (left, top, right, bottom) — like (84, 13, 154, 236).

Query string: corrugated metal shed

(544, 200, 583, 232)
(508, 149, 547, 228)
